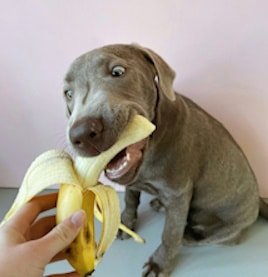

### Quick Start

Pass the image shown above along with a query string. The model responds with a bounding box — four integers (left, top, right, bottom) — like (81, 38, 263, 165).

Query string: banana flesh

(1, 115, 155, 276)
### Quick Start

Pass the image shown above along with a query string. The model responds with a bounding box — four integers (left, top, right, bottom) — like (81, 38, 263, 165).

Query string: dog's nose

(69, 117, 104, 155)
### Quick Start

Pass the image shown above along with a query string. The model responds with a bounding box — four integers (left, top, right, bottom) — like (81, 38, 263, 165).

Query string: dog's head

(63, 44, 176, 184)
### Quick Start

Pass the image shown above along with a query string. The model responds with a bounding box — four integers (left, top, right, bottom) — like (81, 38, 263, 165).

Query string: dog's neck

(151, 90, 186, 145)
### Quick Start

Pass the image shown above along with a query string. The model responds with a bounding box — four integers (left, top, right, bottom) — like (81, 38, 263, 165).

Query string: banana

(1, 115, 155, 276)
(57, 184, 96, 275)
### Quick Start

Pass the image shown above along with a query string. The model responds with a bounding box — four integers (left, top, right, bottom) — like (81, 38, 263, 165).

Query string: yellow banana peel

(0, 115, 155, 276)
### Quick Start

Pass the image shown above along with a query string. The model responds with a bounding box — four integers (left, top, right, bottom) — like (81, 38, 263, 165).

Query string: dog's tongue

(105, 140, 146, 181)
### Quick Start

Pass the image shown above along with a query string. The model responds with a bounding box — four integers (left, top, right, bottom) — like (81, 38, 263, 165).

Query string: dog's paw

(149, 198, 165, 212)
(117, 211, 137, 240)
(142, 260, 169, 277)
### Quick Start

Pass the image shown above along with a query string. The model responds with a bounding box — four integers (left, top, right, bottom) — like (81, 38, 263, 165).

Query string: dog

(63, 44, 268, 276)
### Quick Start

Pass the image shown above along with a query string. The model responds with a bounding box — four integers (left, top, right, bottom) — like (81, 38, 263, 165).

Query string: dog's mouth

(104, 139, 147, 184)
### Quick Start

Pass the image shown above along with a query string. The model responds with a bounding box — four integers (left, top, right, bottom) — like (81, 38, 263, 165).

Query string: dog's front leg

(118, 187, 141, 240)
(143, 185, 192, 277)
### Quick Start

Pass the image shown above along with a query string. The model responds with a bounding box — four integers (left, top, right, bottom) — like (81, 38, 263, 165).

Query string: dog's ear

(134, 44, 176, 101)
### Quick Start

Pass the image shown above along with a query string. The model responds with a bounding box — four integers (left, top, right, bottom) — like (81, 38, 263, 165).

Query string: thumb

(35, 210, 86, 263)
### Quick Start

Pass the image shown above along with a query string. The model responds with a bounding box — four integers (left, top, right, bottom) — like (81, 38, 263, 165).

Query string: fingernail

(70, 210, 85, 228)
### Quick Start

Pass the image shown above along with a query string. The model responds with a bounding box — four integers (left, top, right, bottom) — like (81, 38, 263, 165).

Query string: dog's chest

(131, 180, 160, 195)
(132, 161, 164, 195)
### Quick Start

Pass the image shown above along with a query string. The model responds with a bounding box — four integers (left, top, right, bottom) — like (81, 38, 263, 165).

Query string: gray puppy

(63, 44, 268, 277)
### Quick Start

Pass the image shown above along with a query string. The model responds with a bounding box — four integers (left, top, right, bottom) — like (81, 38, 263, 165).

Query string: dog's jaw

(104, 138, 148, 185)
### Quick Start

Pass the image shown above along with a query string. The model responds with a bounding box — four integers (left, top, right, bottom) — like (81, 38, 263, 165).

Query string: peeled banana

(1, 115, 156, 276)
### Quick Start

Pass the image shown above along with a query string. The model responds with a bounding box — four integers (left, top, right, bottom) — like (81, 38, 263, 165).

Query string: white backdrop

(0, 0, 267, 195)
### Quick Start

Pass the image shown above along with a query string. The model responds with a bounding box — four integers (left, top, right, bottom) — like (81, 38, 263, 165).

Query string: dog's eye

(64, 90, 73, 101)
(111, 65, 125, 77)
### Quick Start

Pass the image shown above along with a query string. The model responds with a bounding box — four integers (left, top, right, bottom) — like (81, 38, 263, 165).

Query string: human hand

(0, 193, 85, 277)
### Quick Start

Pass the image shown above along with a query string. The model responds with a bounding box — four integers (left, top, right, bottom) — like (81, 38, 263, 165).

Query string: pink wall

(0, 0, 267, 195)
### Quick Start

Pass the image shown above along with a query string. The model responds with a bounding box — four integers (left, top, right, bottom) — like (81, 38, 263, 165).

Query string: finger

(32, 210, 85, 264)
(7, 193, 58, 234)
(26, 215, 56, 240)
(45, 272, 80, 277)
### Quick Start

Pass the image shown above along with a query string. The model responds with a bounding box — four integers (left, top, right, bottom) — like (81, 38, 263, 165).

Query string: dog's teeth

(121, 161, 128, 170)
(117, 160, 128, 172)
(106, 160, 129, 175)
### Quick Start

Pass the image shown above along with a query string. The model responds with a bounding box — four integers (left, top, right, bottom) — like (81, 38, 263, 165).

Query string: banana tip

(84, 269, 95, 277)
